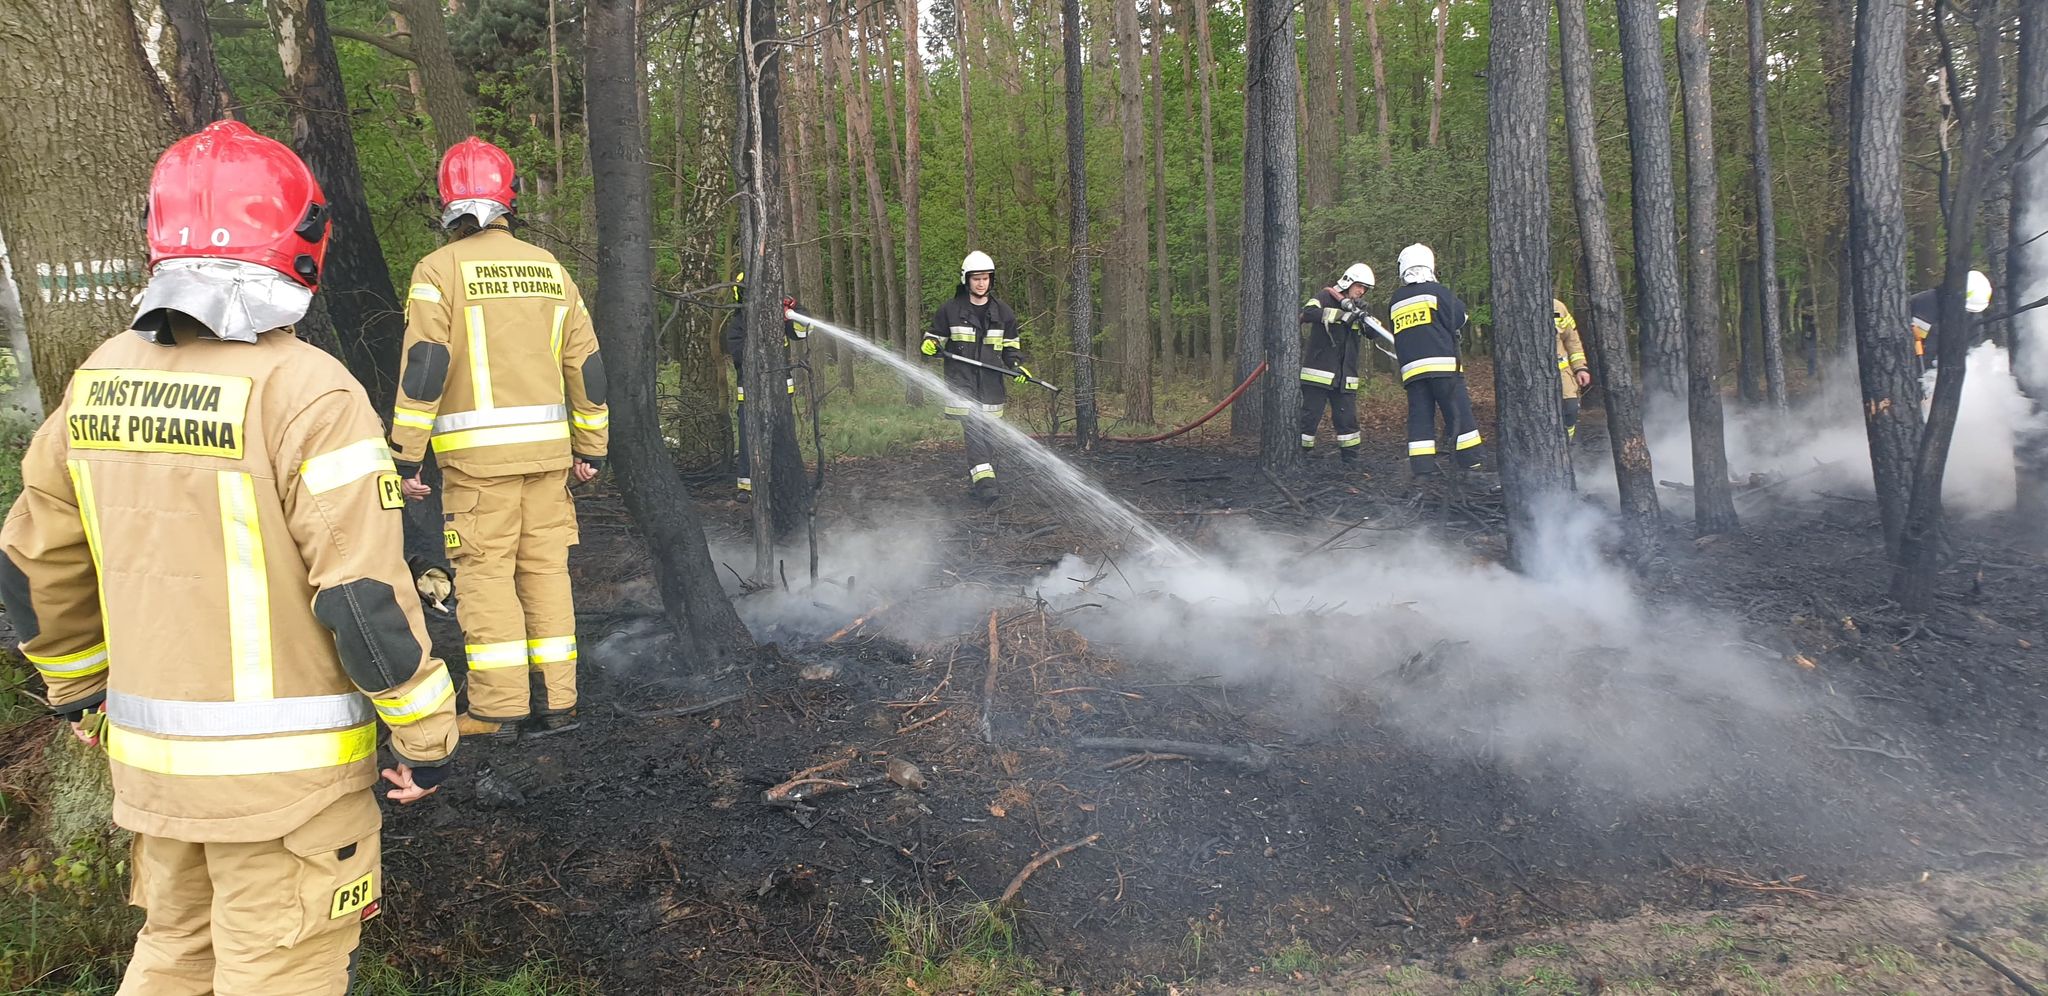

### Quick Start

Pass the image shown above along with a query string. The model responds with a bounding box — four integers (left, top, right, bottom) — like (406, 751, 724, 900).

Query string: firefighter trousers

(734, 372, 797, 494)
(1297, 386, 1361, 454)
(948, 409, 1001, 485)
(119, 792, 379, 996)
(1561, 397, 1581, 442)
(443, 464, 579, 722)
(1405, 376, 1485, 473)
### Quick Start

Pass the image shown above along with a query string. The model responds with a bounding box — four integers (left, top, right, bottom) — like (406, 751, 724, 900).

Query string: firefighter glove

(1013, 365, 1034, 386)
(920, 338, 940, 357)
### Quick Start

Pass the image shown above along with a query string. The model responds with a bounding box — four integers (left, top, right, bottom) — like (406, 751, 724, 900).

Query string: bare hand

(573, 460, 598, 483)
(69, 719, 100, 747)
(380, 764, 438, 804)
(401, 473, 433, 501)
(1575, 370, 1593, 389)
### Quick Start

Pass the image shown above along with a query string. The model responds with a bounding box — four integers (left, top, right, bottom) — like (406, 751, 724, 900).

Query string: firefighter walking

(722, 271, 807, 501)
(0, 121, 457, 995)
(1387, 244, 1488, 476)
(1553, 298, 1593, 443)
(922, 251, 1034, 500)
(1297, 263, 1377, 462)
(389, 137, 609, 741)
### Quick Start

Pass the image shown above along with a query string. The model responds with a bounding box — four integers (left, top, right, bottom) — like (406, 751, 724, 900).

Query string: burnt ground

(354, 377, 2048, 993)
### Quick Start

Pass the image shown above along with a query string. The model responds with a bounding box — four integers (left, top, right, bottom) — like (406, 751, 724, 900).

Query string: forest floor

(7, 375, 2048, 994)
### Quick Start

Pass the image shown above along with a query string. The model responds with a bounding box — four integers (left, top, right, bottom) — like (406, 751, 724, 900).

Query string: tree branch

(210, 15, 417, 62)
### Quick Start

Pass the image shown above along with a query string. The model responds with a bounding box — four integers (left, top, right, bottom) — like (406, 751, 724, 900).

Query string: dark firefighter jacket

(1298, 288, 1368, 393)
(1386, 280, 1471, 384)
(721, 302, 808, 400)
(927, 293, 1022, 415)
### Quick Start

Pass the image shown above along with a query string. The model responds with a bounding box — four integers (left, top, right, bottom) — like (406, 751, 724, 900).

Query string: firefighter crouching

(923, 251, 1034, 501)
(722, 270, 807, 501)
(390, 137, 609, 742)
(0, 121, 457, 994)
(1297, 263, 1376, 462)
(1553, 298, 1593, 442)
(1387, 244, 1488, 476)
(1909, 269, 1993, 375)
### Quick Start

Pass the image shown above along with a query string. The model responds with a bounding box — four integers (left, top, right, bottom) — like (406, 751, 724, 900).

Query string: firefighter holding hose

(1297, 263, 1378, 463)
(922, 251, 1033, 501)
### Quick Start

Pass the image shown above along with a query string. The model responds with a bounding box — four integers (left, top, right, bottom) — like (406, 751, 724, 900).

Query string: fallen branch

(1103, 751, 1190, 770)
(997, 833, 1103, 907)
(1949, 934, 2045, 996)
(979, 610, 1001, 745)
(1262, 468, 1306, 513)
(1073, 737, 1274, 773)
(1043, 686, 1145, 700)
(1686, 865, 1826, 900)
(615, 693, 742, 720)
(762, 773, 887, 805)
(895, 707, 953, 735)
(824, 601, 895, 643)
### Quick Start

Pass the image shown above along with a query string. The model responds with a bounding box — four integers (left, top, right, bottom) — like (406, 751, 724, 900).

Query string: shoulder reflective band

(465, 641, 526, 671)
(433, 404, 567, 435)
(571, 409, 608, 431)
(408, 283, 443, 304)
(371, 664, 454, 726)
(217, 471, 274, 701)
(392, 407, 435, 431)
(106, 722, 377, 777)
(526, 636, 577, 665)
(65, 461, 105, 575)
(465, 306, 495, 410)
(25, 642, 110, 681)
(431, 421, 572, 454)
(107, 689, 372, 737)
(300, 438, 397, 495)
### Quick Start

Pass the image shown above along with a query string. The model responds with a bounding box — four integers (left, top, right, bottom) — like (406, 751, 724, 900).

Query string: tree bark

(1062, 0, 1099, 446)
(586, 0, 754, 665)
(0, 233, 42, 419)
(1305, 0, 1341, 269)
(874, 5, 903, 192)
(1339, 0, 1359, 138)
(1615, 0, 1688, 423)
(840, 6, 904, 358)
(1149, 1, 1175, 383)
(1254, 0, 1303, 469)
(1490, 0, 1571, 567)
(0, 0, 178, 407)
(152, 0, 240, 130)
(1847, 0, 1922, 555)
(1114, 0, 1151, 424)
(1558, 0, 1661, 564)
(2014, 0, 2048, 523)
(901, 0, 924, 357)
(957, 1, 978, 246)
(1675, 0, 1738, 535)
(1893, 0, 2006, 609)
(1428, 0, 1449, 148)
(1739, 249, 1762, 403)
(1367, 0, 1392, 168)
(1192, 0, 1226, 391)
(1232, 0, 1268, 440)
(392, 0, 475, 151)
(1746, 0, 1788, 411)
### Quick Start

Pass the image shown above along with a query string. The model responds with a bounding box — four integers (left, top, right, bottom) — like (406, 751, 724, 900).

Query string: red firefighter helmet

(145, 120, 330, 289)
(438, 137, 517, 224)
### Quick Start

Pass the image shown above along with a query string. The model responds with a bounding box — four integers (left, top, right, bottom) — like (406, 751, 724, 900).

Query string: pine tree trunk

(1114, 0, 1151, 425)
(1367, 0, 1392, 169)
(1062, 0, 1099, 446)
(1675, 0, 1737, 535)
(152, 0, 240, 130)
(841, 9, 904, 358)
(1739, 251, 1762, 403)
(901, 0, 924, 354)
(1615, 0, 1688, 423)
(1339, 0, 1359, 138)
(957, 3, 978, 247)
(1490, 0, 1572, 567)
(1558, 0, 1661, 564)
(1254, 0, 1303, 469)
(1193, 0, 1226, 391)
(1149, 2, 1175, 383)
(392, 0, 475, 151)
(1428, 0, 1449, 148)
(875, 6, 903, 191)
(1304, 0, 1341, 273)
(586, 0, 754, 665)
(2013, 0, 2048, 524)
(1847, 0, 1921, 555)
(1231, 0, 1268, 440)
(1747, 0, 1788, 410)
(0, 0, 179, 407)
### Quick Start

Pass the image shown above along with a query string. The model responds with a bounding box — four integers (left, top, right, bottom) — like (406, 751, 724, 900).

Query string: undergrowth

(850, 891, 1051, 995)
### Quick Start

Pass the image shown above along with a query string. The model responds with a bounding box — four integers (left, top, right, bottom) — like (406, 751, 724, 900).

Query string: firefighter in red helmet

(388, 137, 608, 744)
(1, 120, 457, 994)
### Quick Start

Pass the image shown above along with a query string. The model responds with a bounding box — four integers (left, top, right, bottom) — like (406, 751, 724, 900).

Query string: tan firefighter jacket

(1553, 299, 1591, 400)
(0, 318, 458, 842)
(390, 223, 608, 478)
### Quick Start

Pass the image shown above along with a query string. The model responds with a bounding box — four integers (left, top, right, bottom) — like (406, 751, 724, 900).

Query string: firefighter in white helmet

(1909, 269, 1994, 374)
(1296, 263, 1378, 462)
(922, 251, 1032, 500)
(0, 120, 457, 994)
(1386, 244, 1488, 476)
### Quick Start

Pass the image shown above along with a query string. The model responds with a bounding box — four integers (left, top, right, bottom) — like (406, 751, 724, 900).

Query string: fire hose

(1094, 361, 1269, 443)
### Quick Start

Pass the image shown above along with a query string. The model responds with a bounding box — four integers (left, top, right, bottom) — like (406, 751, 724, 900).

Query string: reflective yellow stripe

(1299, 367, 1336, 385)
(571, 409, 609, 431)
(408, 283, 444, 304)
(550, 306, 567, 364)
(106, 722, 376, 777)
(1455, 430, 1484, 450)
(217, 472, 272, 701)
(299, 438, 396, 495)
(970, 463, 995, 482)
(392, 407, 435, 431)
(942, 405, 971, 417)
(26, 642, 109, 680)
(1409, 440, 1438, 455)
(371, 664, 454, 726)
(465, 305, 494, 410)
(65, 460, 104, 575)
(1400, 357, 1460, 381)
(1568, 352, 1586, 363)
(431, 422, 571, 453)
(465, 641, 527, 671)
(1003, 339, 1021, 350)
(526, 636, 578, 665)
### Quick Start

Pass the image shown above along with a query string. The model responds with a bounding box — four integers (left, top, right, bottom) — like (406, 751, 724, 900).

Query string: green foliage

(0, 403, 36, 515)
(856, 892, 1050, 996)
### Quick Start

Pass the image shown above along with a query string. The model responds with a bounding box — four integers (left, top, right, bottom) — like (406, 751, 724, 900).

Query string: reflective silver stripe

(433, 403, 567, 434)
(107, 689, 372, 738)
(300, 437, 396, 495)
(1410, 440, 1438, 455)
(25, 642, 110, 677)
(408, 283, 443, 304)
(1401, 356, 1459, 378)
(1455, 430, 1484, 449)
(979, 403, 1005, 416)
(1399, 293, 1440, 309)
(949, 325, 977, 341)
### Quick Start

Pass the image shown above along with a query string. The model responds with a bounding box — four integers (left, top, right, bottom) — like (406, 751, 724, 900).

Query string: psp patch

(330, 872, 376, 920)
(377, 473, 406, 510)
(443, 529, 462, 550)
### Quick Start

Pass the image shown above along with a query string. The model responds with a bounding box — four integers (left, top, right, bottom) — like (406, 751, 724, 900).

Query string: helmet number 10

(175, 227, 233, 247)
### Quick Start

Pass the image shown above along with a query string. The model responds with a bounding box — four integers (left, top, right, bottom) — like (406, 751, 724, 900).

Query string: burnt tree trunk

(0, 0, 179, 406)
(1675, 0, 1738, 535)
(1615, 0, 1688, 421)
(1747, 0, 1788, 410)
(586, 0, 754, 664)
(1847, 0, 1922, 554)
(1063, 0, 1099, 446)
(154, 0, 240, 129)
(1558, 0, 1661, 564)
(1254, 0, 1303, 469)
(1490, 0, 1571, 568)
(1231, 0, 1268, 440)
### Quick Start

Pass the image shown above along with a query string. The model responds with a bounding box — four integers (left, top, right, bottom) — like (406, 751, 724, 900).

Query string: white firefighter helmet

(1336, 262, 1375, 292)
(961, 250, 996, 284)
(1397, 244, 1437, 284)
(1966, 269, 1992, 314)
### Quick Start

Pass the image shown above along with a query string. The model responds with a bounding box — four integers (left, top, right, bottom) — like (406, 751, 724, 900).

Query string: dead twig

(1262, 468, 1306, 513)
(1686, 866, 1826, 900)
(1948, 934, 2045, 996)
(895, 707, 953, 735)
(615, 693, 742, 720)
(979, 610, 1001, 745)
(1073, 736, 1274, 773)
(1043, 686, 1145, 700)
(762, 773, 887, 805)
(824, 601, 895, 643)
(997, 833, 1103, 907)
(1102, 751, 1191, 770)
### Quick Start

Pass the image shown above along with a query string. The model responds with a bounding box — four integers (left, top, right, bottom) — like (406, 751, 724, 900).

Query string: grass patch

(854, 891, 1049, 995)
(1262, 938, 1326, 976)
